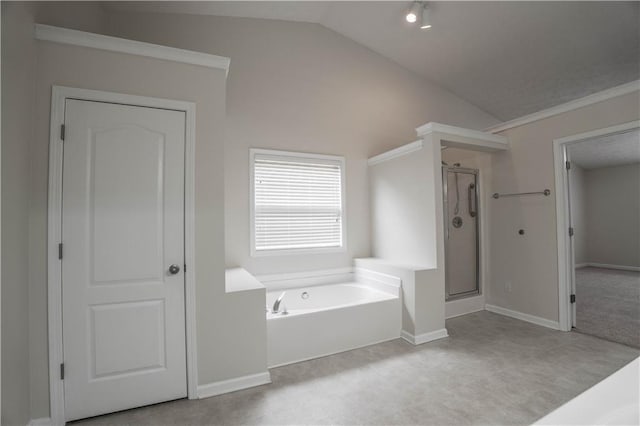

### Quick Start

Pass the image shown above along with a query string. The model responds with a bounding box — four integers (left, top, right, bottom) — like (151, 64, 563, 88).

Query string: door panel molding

(47, 86, 198, 425)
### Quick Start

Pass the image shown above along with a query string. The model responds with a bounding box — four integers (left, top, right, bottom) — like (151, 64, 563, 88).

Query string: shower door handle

(468, 183, 477, 218)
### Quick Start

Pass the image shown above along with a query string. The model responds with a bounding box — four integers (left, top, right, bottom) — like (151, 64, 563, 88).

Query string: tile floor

(575, 266, 640, 347)
(73, 311, 639, 426)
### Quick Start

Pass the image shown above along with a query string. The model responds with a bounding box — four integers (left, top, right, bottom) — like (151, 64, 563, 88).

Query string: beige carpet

(575, 266, 640, 348)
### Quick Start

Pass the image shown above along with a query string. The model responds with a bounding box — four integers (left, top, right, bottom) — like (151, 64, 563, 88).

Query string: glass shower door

(444, 167, 479, 300)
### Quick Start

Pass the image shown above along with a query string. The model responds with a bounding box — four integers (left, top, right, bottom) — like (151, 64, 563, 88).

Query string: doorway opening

(440, 145, 492, 318)
(554, 121, 640, 346)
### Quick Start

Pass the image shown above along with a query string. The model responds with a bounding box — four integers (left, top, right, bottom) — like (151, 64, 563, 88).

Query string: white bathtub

(266, 279, 401, 367)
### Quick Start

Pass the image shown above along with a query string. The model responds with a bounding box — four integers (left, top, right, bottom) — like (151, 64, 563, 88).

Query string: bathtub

(266, 276, 401, 367)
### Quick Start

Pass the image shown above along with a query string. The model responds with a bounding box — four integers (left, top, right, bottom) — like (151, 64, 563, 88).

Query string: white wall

(368, 135, 446, 337)
(488, 92, 640, 322)
(569, 163, 588, 265)
(1, 3, 36, 424)
(102, 9, 499, 278)
(585, 163, 640, 267)
(370, 147, 439, 268)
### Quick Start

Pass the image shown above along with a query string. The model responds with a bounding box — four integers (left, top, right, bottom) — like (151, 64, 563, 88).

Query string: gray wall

(488, 92, 640, 322)
(102, 9, 500, 277)
(585, 163, 640, 267)
(30, 4, 109, 419)
(2, 5, 109, 423)
(1, 3, 36, 425)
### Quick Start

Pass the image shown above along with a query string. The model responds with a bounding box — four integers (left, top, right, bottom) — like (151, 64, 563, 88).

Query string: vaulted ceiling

(106, 1, 640, 122)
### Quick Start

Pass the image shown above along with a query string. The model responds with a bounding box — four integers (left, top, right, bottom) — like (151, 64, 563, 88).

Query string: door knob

(168, 264, 181, 275)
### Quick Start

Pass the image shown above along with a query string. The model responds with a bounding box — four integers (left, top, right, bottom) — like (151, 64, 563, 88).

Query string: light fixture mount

(405, 2, 421, 23)
(405, 1, 432, 30)
(420, 5, 432, 29)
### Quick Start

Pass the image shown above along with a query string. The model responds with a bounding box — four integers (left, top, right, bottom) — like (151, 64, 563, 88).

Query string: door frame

(553, 120, 640, 332)
(48, 86, 198, 425)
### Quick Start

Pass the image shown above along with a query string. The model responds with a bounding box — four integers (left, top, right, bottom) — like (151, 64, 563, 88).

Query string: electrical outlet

(505, 281, 512, 292)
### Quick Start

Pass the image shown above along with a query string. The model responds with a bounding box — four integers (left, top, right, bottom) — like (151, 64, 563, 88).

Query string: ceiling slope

(105, 1, 640, 121)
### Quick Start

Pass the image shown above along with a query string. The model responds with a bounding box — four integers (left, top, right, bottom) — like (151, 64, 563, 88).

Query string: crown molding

(486, 80, 640, 134)
(367, 140, 423, 166)
(35, 24, 230, 76)
(416, 122, 507, 145)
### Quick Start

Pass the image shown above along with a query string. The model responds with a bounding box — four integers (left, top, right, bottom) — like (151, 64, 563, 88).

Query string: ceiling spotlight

(405, 2, 421, 23)
(420, 6, 432, 29)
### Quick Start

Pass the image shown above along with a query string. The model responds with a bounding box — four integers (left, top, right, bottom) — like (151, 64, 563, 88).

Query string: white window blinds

(252, 151, 344, 253)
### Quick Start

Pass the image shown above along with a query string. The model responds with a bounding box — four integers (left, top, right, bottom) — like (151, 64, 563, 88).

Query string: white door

(62, 99, 187, 421)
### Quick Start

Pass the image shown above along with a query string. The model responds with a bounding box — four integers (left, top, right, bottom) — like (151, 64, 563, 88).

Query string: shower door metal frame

(442, 166, 480, 301)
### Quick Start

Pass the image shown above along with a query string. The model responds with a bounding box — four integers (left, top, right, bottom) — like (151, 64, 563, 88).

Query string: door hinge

(60, 363, 65, 380)
(565, 161, 571, 170)
(570, 294, 576, 304)
(60, 124, 66, 141)
(58, 243, 63, 260)
(184, 264, 187, 273)
(569, 227, 574, 237)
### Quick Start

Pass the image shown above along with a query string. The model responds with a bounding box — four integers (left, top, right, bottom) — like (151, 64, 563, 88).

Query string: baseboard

(575, 263, 589, 269)
(586, 263, 640, 272)
(446, 295, 485, 319)
(197, 371, 271, 399)
(485, 304, 561, 330)
(401, 328, 449, 345)
(28, 418, 52, 426)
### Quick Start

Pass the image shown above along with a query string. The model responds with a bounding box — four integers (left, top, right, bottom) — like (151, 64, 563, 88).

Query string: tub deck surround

(266, 282, 398, 317)
(225, 267, 265, 293)
(256, 267, 355, 291)
(262, 268, 402, 368)
(266, 283, 401, 368)
(206, 268, 270, 399)
(354, 258, 448, 345)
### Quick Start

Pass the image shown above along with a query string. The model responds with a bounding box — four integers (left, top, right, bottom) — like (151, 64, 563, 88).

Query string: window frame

(249, 148, 347, 257)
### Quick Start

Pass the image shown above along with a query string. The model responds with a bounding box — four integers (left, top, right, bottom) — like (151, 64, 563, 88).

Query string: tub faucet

(272, 291, 286, 314)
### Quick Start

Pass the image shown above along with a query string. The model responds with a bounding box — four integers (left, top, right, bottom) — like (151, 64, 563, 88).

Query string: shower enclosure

(443, 165, 480, 300)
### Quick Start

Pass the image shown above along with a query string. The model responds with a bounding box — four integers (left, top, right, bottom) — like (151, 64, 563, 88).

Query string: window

(250, 149, 345, 255)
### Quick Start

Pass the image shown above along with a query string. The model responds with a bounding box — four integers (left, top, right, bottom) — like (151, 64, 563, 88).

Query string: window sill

(251, 246, 347, 258)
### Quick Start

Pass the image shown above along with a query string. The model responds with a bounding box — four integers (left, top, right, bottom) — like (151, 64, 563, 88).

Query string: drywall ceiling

(104, 1, 640, 122)
(569, 128, 640, 170)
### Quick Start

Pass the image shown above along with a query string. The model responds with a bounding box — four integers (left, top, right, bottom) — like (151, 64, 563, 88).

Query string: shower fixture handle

(468, 183, 477, 218)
